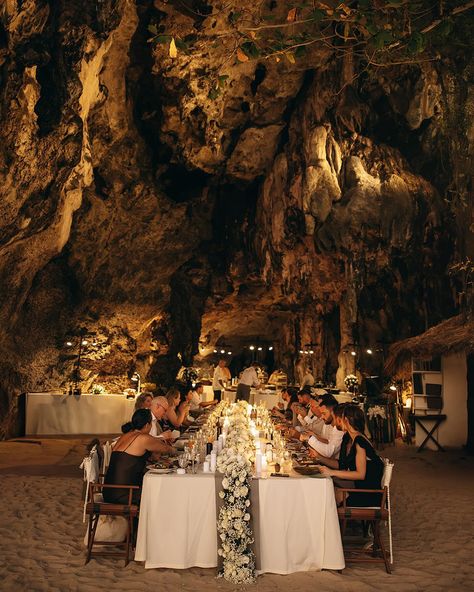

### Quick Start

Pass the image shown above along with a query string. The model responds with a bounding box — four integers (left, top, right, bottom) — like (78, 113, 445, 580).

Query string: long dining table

(134, 467, 345, 574)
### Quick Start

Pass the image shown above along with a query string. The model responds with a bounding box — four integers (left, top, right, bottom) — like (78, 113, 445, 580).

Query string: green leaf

(148, 24, 158, 36)
(407, 31, 425, 54)
(208, 87, 221, 100)
(154, 34, 172, 45)
(294, 46, 307, 58)
(229, 11, 242, 24)
(241, 41, 260, 59)
(218, 74, 229, 88)
(436, 19, 454, 37)
(311, 9, 325, 23)
(373, 30, 393, 49)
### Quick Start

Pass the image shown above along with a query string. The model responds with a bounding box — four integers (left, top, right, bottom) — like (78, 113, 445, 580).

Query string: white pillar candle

(210, 452, 217, 472)
(255, 452, 262, 475)
(261, 455, 268, 471)
(203, 461, 210, 473)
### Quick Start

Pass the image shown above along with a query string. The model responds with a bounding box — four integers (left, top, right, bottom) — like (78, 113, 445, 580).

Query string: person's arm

(166, 404, 188, 428)
(319, 443, 367, 479)
(144, 435, 175, 454)
(308, 448, 340, 469)
(308, 429, 341, 458)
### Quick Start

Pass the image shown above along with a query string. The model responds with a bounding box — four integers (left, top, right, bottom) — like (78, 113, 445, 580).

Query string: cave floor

(0, 439, 473, 592)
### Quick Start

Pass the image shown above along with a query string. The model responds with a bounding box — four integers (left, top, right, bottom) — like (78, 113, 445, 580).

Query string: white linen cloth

(26, 393, 135, 435)
(255, 476, 345, 573)
(135, 472, 218, 568)
(135, 470, 345, 573)
(223, 389, 280, 410)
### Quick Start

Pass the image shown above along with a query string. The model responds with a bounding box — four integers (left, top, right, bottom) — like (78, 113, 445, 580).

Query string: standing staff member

(212, 359, 228, 402)
(236, 363, 261, 402)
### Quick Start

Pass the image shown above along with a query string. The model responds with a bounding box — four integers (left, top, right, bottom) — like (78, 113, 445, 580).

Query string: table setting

(135, 400, 345, 581)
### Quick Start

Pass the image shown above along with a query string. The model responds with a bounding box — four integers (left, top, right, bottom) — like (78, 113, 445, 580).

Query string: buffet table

(135, 470, 344, 573)
(223, 388, 281, 410)
(25, 392, 135, 435)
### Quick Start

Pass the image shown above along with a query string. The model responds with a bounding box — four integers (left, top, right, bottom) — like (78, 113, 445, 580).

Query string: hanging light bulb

(389, 384, 397, 391)
(366, 348, 373, 355)
(257, 347, 262, 351)
(350, 350, 356, 356)
(309, 350, 314, 354)
(213, 349, 217, 353)
(66, 341, 73, 347)
(268, 346, 273, 351)
(81, 340, 88, 346)
(227, 351, 232, 355)
(220, 349, 225, 354)
(249, 345, 255, 350)
(299, 350, 303, 354)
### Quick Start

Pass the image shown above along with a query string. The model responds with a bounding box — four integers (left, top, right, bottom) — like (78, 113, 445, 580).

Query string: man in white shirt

(212, 359, 229, 402)
(303, 394, 344, 458)
(189, 383, 217, 412)
(236, 363, 260, 402)
(149, 396, 174, 440)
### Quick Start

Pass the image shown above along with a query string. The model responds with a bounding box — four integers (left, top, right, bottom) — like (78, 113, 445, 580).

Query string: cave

(1, 1, 474, 587)
(0, 1, 473, 439)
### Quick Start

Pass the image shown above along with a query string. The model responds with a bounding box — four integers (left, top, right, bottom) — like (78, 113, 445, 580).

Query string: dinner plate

(148, 468, 174, 474)
(293, 466, 322, 476)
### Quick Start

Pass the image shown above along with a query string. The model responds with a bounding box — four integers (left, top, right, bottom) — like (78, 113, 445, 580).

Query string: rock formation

(0, 0, 472, 436)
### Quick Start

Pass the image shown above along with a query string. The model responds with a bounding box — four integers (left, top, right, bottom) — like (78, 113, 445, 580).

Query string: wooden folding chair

(337, 486, 391, 573)
(85, 482, 139, 566)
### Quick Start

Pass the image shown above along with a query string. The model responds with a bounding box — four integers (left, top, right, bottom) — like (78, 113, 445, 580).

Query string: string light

(249, 345, 255, 350)
(220, 349, 225, 354)
(227, 351, 232, 355)
(366, 348, 373, 354)
(268, 346, 273, 351)
(66, 341, 73, 347)
(350, 351, 356, 356)
(257, 347, 263, 351)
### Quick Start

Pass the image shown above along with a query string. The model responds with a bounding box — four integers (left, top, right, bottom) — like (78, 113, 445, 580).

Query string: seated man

(301, 394, 344, 459)
(296, 395, 327, 437)
(292, 389, 312, 421)
(149, 396, 175, 441)
(189, 383, 217, 412)
(308, 403, 350, 468)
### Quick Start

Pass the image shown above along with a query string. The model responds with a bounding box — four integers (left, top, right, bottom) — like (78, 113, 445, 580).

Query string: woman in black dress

(319, 404, 384, 506)
(104, 409, 173, 504)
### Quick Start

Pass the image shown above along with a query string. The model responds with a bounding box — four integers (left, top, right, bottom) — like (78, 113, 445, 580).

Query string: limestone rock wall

(0, 0, 471, 435)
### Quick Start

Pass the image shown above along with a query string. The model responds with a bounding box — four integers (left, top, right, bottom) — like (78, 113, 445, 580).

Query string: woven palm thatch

(385, 315, 474, 377)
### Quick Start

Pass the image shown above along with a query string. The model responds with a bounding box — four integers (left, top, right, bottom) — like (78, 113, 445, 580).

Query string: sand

(0, 438, 473, 592)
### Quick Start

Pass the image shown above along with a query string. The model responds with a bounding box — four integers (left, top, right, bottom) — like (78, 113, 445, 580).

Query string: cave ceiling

(0, 0, 472, 426)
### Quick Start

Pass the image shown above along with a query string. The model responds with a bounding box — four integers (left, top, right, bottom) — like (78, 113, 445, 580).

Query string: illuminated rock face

(0, 1, 470, 435)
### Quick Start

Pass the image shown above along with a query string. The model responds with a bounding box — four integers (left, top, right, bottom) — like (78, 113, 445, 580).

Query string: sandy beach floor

(0, 438, 473, 592)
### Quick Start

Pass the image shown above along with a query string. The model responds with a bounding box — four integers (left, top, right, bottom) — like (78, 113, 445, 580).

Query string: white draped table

(25, 392, 135, 435)
(223, 388, 281, 410)
(135, 470, 345, 573)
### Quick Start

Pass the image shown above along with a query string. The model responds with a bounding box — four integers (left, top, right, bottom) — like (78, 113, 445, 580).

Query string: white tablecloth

(135, 472, 218, 568)
(223, 389, 281, 410)
(25, 392, 136, 435)
(135, 470, 344, 573)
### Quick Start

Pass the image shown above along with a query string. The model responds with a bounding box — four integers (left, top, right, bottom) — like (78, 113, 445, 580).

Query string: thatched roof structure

(385, 315, 474, 377)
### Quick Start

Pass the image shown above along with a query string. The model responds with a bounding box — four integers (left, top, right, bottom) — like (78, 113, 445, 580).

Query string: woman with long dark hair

(319, 404, 384, 506)
(104, 409, 173, 504)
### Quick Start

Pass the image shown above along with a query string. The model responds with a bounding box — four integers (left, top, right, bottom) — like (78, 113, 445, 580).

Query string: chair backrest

(101, 441, 113, 475)
(381, 458, 394, 489)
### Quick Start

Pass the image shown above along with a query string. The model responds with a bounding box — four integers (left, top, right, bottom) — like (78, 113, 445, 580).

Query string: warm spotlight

(268, 346, 273, 351)
(350, 351, 356, 356)
(81, 340, 88, 346)
(249, 346, 255, 350)
(66, 341, 73, 347)
(366, 348, 373, 354)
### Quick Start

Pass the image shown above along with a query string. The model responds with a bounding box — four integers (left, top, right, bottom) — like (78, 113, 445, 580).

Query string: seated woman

(319, 404, 384, 507)
(161, 387, 191, 432)
(104, 409, 173, 504)
(133, 392, 153, 412)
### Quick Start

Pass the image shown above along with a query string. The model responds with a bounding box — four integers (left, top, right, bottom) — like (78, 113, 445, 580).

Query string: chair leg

(124, 515, 133, 566)
(373, 521, 391, 574)
(86, 513, 99, 564)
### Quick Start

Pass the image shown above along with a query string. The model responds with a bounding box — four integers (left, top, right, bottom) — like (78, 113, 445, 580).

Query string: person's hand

(160, 430, 174, 441)
(277, 402, 284, 410)
(308, 448, 319, 459)
(319, 465, 332, 476)
(299, 432, 310, 442)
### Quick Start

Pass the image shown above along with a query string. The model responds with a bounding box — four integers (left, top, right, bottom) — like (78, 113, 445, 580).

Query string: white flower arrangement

(91, 384, 105, 395)
(217, 401, 256, 584)
(367, 405, 386, 420)
(344, 374, 359, 390)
